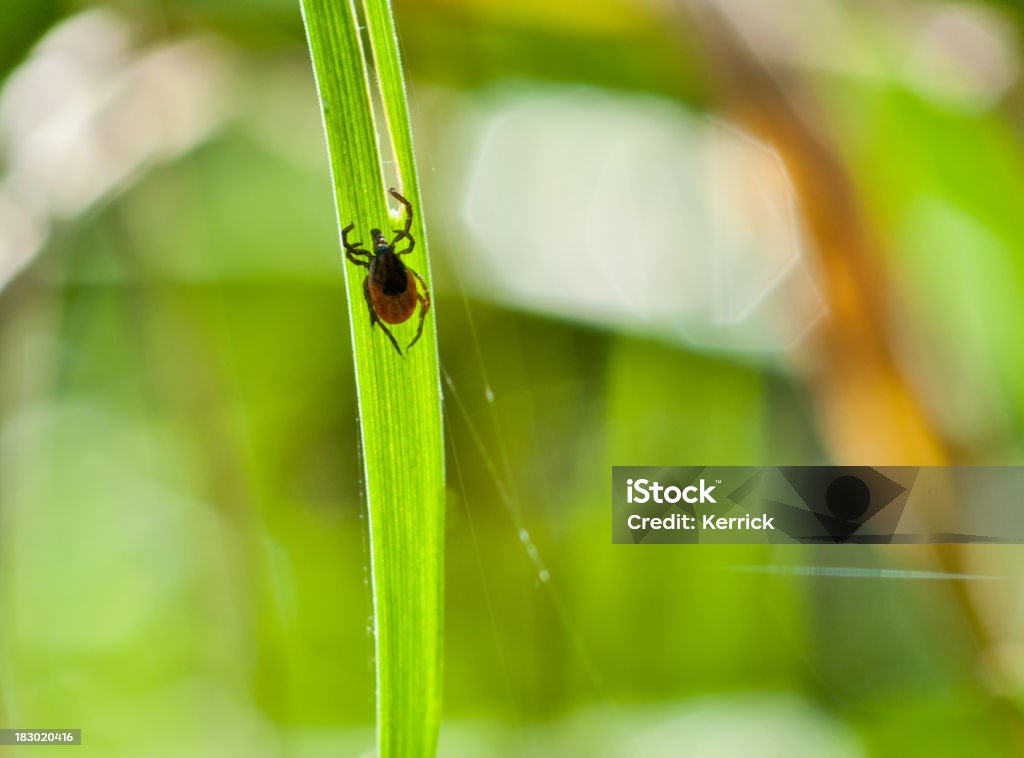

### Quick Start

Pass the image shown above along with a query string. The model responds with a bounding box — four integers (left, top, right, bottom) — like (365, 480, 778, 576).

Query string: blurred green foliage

(3, 0, 1024, 756)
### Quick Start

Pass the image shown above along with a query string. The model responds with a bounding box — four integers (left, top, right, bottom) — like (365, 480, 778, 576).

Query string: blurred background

(2, 0, 1024, 755)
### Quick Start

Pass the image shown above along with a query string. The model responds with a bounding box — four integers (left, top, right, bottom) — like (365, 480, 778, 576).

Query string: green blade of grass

(298, 1, 444, 755)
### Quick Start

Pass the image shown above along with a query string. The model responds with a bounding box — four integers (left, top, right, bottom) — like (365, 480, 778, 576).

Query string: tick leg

(394, 234, 415, 257)
(363, 278, 403, 357)
(343, 223, 373, 267)
(342, 223, 362, 250)
(406, 267, 431, 350)
(389, 188, 413, 244)
(345, 248, 372, 268)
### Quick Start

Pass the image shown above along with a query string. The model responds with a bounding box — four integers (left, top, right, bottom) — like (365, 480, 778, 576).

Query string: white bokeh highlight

(0, 10, 237, 292)
(453, 85, 826, 353)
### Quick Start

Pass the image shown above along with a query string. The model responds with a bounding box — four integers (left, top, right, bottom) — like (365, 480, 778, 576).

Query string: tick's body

(342, 189, 430, 355)
(367, 248, 417, 323)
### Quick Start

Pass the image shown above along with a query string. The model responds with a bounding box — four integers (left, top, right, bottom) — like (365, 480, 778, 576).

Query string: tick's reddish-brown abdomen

(369, 269, 417, 324)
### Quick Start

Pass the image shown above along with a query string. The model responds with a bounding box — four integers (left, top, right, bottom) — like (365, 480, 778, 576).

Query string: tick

(342, 189, 431, 356)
